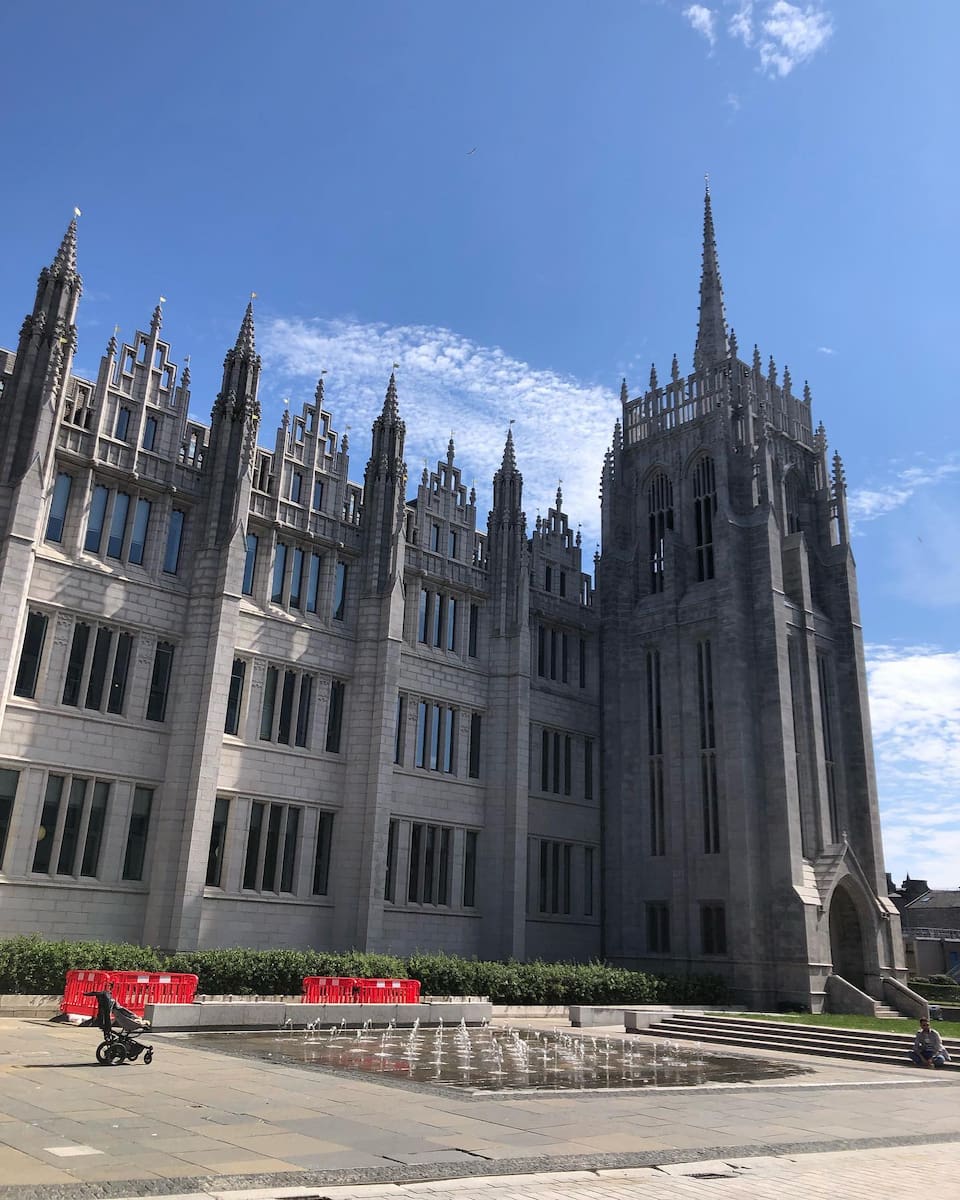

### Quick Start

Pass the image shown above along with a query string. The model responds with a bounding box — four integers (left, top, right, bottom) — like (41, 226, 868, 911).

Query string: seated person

(910, 1017, 950, 1069)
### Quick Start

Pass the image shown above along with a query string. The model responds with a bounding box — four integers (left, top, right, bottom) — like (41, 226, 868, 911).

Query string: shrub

(0, 935, 732, 1007)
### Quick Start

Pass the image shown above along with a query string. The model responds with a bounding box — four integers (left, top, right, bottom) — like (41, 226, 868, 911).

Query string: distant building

(889, 876, 960, 977)
(0, 191, 905, 1009)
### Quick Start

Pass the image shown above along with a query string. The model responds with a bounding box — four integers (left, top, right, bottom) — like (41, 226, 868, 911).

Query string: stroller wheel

(103, 1042, 127, 1066)
(143, 1049, 153, 1065)
(95, 1041, 111, 1064)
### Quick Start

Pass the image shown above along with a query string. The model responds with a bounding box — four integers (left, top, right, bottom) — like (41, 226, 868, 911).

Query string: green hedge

(909, 979, 960, 1004)
(0, 935, 730, 1006)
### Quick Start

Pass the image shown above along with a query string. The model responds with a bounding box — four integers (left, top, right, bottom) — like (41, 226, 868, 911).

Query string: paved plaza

(0, 1017, 957, 1200)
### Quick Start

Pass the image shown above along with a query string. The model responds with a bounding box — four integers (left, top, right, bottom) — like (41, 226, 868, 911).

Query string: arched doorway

(829, 884, 866, 990)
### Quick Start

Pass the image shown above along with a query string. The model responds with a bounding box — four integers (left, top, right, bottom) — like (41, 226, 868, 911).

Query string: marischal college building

(0, 192, 906, 1010)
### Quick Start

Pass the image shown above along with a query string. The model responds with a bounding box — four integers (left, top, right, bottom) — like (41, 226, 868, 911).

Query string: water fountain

(183, 1022, 814, 1091)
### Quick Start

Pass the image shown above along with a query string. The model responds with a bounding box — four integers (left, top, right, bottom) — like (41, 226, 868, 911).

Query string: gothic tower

(599, 185, 905, 1009)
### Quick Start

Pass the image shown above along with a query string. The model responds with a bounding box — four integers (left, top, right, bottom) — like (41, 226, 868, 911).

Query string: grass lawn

(724, 1012, 960, 1038)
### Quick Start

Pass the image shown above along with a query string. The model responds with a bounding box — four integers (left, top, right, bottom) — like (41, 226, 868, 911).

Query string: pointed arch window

(647, 472, 674, 594)
(692, 456, 717, 581)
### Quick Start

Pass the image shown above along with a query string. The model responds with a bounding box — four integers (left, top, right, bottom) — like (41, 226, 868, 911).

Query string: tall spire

(694, 180, 729, 370)
(500, 425, 517, 473)
(50, 216, 79, 279)
(383, 370, 399, 421)
(235, 300, 256, 358)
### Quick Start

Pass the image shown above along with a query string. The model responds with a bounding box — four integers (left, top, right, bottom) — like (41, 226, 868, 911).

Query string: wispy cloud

(259, 315, 615, 551)
(684, 2, 833, 77)
(817, 345, 837, 356)
(867, 644, 960, 888)
(848, 456, 960, 525)
(683, 4, 717, 46)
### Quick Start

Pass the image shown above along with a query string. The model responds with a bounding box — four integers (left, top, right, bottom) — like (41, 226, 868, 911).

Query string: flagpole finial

(250, 291, 257, 300)
(73, 206, 82, 218)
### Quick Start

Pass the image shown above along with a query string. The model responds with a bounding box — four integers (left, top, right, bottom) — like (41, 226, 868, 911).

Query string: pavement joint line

(3, 1132, 960, 1200)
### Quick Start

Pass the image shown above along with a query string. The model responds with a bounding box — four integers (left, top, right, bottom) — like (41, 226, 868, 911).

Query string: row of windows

(384, 818, 478, 909)
(536, 625, 588, 688)
(528, 838, 597, 917)
(646, 455, 718, 594)
(394, 696, 482, 778)
(47, 474, 188, 575)
(244, 534, 348, 621)
(537, 730, 594, 800)
(224, 659, 345, 753)
(0, 768, 153, 883)
(644, 642, 719, 857)
(205, 796, 335, 897)
(15, 612, 174, 723)
(645, 902, 727, 956)
(415, 590, 480, 657)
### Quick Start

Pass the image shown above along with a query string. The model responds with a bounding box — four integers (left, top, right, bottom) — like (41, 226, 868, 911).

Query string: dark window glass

(260, 666, 278, 740)
(384, 818, 398, 902)
(115, 406, 131, 440)
(85, 485, 109, 553)
(305, 552, 321, 613)
(242, 533, 258, 595)
(272, 541, 287, 603)
(0, 769, 20, 869)
(278, 670, 296, 744)
(122, 787, 153, 881)
(206, 797, 230, 886)
(290, 472, 303, 503)
(312, 810, 334, 895)
(14, 611, 48, 698)
(57, 777, 87, 875)
(107, 631, 133, 714)
(107, 491, 130, 558)
(33, 775, 64, 873)
(85, 627, 113, 710)
(243, 801, 264, 889)
(261, 804, 282, 891)
(145, 641, 174, 721)
(46, 472, 72, 542)
(289, 547, 304, 609)
(295, 675, 312, 748)
(325, 679, 344, 753)
(333, 562, 347, 620)
(128, 498, 151, 565)
(80, 781, 109, 877)
(163, 509, 185, 574)
(279, 806, 300, 892)
(62, 622, 89, 706)
(312, 478, 324, 510)
(468, 713, 481, 779)
(468, 604, 479, 657)
(142, 414, 158, 451)
(584, 738, 594, 800)
(463, 830, 477, 907)
(225, 659, 246, 735)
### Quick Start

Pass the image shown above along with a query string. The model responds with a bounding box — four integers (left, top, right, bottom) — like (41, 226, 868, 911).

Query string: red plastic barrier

(301, 976, 421, 1004)
(59, 970, 199, 1017)
(301, 976, 359, 1004)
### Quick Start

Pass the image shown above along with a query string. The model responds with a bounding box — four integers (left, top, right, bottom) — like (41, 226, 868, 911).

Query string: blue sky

(1, 1, 957, 888)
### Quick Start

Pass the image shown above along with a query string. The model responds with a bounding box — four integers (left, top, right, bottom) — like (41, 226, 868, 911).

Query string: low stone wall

(144, 998, 492, 1030)
(0, 995, 61, 1018)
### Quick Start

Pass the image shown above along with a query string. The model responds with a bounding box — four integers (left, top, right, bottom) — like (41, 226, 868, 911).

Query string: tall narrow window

(579, 637, 587, 688)
(56, 778, 87, 876)
(647, 648, 666, 855)
(107, 632, 133, 714)
(448, 529, 457, 558)
(115, 406, 131, 440)
(697, 640, 720, 853)
(294, 675, 313, 748)
(468, 604, 479, 658)
(146, 641, 174, 722)
(463, 829, 477, 907)
(272, 541, 288, 603)
(305, 552, 322, 613)
(260, 666, 278, 740)
(33, 775, 64, 873)
(122, 787, 153, 881)
(62, 622, 89, 706)
(701, 903, 727, 955)
(107, 491, 131, 559)
(289, 471, 303, 503)
(446, 596, 457, 651)
(85, 485, 109, 553)
(312, 810, 334, 895)
(142, 414, 158, 451)
(243, 801, 264, 889)
(0, 769, 19, 869)
(647, 901, 670, 952)
(430, 523, 441, 552)
(584, 845, 594, 916)
(225, 658, 246, 735)
(163, 509, 185, 574)
(563, 735, 572, 796)
(648, 472, 674, 593)
(242, 533, 258, 595)
(431, 594, 443, 647)
(279, 806, 300, 892)
(418, 588, 429, 642)
(693, 456, 717, 581)
(416, 701, 429, 767)
(584, 737, 594, 800)
(384, 818, 398, 902)
(541, 729, 550, 791)
(289, 547, 304, 608)
(326, 679, 344, 752)
(14, 611, 48, 698)
(818, 655, 841, 843)
(312, 478, 324, 510)
(394, 694, 405, 764)
(80, 781, 110, 877)
(333, 562, 347, 620)
(206, 797, 230, 886)
(537, 625, 546, 676)
(128, 498, 151, 565)
(46, 472, 72, 543)
(85, 627, 112, 710)
(468, 713, 481, 779)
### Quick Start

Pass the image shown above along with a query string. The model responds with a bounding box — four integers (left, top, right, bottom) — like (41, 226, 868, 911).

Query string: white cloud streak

(867, 644, 960, 888)
(683, 4, 717, 46)
(259, 315, 615, 552)
(690, 1, 833, 77)
(848, 457, 960, 524)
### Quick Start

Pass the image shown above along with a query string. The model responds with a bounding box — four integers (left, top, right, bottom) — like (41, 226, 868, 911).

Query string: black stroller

(84, 989, 154, 1066)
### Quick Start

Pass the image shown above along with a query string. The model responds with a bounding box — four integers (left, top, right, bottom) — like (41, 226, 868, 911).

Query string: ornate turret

(361, 372, 408, 591)
(203, 302, 262, 546)
(694, 182, 730, 370)
(487, 427, 527, 634)
(0, 216, 82, 486)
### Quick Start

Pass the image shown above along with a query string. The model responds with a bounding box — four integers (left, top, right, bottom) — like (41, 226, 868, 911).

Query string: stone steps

(630, 1013, 959, 1071)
